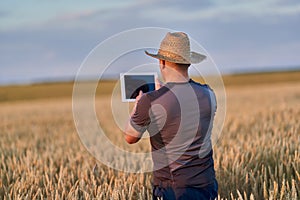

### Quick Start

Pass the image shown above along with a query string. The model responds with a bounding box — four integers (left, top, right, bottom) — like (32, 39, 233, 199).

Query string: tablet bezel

(120, 72, 158, 102)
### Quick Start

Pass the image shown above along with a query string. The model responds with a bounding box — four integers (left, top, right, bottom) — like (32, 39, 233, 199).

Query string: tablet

(120, 72, 157, 102)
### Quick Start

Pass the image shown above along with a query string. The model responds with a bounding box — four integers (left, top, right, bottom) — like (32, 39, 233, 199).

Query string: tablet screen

(120, 73, 157, 102)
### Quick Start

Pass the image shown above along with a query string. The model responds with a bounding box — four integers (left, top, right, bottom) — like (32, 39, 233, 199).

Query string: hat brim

(145, 50, 206, 64)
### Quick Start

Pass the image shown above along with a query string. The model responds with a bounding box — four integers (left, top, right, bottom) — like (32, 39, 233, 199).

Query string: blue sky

(0, 0, 300, 84)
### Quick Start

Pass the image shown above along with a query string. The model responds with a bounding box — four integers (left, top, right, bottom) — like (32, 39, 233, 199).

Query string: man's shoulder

(190, 79, 213, 91)
(145, 86, 170, 102)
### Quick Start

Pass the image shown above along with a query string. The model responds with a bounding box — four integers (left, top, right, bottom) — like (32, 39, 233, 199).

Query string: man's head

(145, 31, 206, 81)
(159, 59, 190, 81)
(145, 32, 206, 65)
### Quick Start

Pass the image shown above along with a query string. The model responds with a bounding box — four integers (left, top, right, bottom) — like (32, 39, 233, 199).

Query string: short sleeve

(208, 88, 217, 113)
(130, 94, 151, 133)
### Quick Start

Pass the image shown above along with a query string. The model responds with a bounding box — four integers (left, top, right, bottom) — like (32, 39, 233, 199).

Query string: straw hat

(145, 32, 206, 64)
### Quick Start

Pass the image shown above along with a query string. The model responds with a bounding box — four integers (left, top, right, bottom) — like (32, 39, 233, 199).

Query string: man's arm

(123, 91, 144, 144)
(123, 79, 160, 144)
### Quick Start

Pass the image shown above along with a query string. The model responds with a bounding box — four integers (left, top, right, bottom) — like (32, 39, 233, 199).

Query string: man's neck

(164, 73, 190, 83)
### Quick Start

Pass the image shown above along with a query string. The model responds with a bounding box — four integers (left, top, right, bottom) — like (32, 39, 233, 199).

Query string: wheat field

(0, 74, 299, 199)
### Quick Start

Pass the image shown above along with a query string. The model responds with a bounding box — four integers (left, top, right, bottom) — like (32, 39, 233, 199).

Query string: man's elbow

(125, 134, 139, 144)
(124, 122, 141, 144)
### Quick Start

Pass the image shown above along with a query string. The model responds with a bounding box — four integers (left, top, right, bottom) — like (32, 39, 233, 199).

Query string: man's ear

(160, 60, 166, 69)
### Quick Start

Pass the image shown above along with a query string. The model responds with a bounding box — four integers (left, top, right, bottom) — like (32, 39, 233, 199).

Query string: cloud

(0, 0, 300, 84)
(132, 0, 300, 23)
(55, 10, 100, 21)
(0, 10, 8, 17)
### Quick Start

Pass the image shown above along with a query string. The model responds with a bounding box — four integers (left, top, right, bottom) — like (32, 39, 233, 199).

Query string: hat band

(158, 49, 190, 63)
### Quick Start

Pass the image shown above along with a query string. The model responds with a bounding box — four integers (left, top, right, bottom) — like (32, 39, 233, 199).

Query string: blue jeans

(152, 180, 218, 200)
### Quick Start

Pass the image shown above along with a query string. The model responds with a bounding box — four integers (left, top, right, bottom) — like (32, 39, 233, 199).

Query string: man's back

(131, 79, 217, 188)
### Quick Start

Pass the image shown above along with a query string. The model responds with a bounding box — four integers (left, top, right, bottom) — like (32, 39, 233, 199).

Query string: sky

(0, 0, 300, 85)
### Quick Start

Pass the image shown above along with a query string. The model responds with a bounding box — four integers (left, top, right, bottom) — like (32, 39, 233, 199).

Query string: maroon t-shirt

(130, 79, 217, 188)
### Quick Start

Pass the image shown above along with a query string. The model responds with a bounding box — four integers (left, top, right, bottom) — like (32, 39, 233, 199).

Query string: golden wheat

(0, 81, 299, 199)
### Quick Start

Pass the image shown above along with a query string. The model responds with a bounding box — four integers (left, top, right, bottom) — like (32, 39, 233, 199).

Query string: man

(124, 32, 218, 200)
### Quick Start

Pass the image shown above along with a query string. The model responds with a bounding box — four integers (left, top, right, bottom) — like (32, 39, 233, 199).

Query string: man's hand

(131, 90, 143, 116)
(135, 90, 143, 102)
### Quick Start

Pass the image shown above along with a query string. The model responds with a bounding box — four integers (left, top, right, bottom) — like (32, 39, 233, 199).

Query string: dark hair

(162, 60, 191, 69)
(176, 63, 191, 68)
